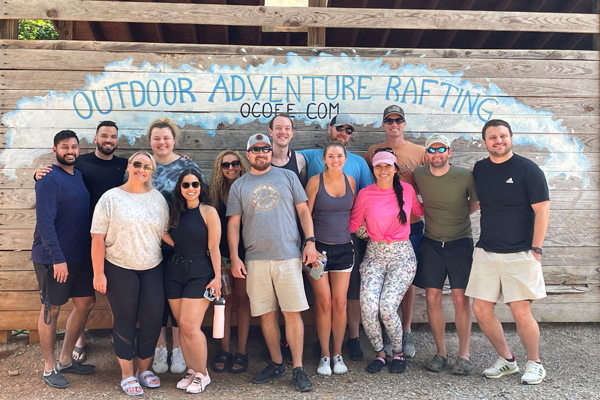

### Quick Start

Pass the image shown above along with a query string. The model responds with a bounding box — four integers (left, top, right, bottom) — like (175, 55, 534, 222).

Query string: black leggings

(105, 260, 165, 361)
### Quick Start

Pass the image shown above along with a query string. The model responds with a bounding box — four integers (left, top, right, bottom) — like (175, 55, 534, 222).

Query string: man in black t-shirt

(465, 119, 549, 385)
(35, 121, 127, 362)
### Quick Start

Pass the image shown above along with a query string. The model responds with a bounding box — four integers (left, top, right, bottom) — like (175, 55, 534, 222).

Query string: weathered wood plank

(0, 291, 110, 311)
(2, 40, 599, 61)
(0, 251, 33, 270)
(4, 1, 599, 33)
(0, 309, 113, 330)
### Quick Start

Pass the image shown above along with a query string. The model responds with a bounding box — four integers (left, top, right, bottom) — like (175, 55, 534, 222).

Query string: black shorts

(34, 261, 95, 306)
(315, 241, 354, 273)
(347, 234, 367, 300)
(413, 236, 474, 290)
(164, 254, 215, 299)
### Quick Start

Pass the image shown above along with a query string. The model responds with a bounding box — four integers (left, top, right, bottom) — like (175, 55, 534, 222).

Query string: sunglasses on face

(373, 147, 395, 155)
(221, 160, 241, 169)
(249, 146, 272, 154)
(131, 161, 154, 171)
(384, 118, 405, 125)
(181, 181, 200, 189)
(335, 126, 354, 135)
(427, 147, 448, 154)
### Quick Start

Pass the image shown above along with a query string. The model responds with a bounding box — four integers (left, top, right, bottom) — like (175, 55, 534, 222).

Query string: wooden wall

(0, 40, 599, 342)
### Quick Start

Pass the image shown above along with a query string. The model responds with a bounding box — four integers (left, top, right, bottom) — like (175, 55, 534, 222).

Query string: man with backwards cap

(412, 134, 479, 375)
(227, 133, 319, 392)
(299, 114, 374, 362)
(364, 105, 427, 358)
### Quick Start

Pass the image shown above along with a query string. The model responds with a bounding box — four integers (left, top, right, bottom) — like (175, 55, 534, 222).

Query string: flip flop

(228, 353, 249, 374)
(72, 345, 87, 363)
(120, 376, 143, 396)
(211, 350, 233, 373)
(137, 370, 160, 388)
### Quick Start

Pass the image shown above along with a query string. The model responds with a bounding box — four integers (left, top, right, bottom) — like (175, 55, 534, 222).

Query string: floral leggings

(360, 240, 416, 353)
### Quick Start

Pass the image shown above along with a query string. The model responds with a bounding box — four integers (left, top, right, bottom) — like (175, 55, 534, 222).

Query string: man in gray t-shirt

(227, 133, 318, 392)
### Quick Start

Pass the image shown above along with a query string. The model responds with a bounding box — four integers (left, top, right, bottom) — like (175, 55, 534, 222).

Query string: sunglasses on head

(427, 147, 448, 154)
(221, 160, 241, 169)
(373, 147, 395, 155)
(181, 181, 200, 189)
(384, 117, 405, 125)
(335, 126, 354, 135)
(131, 161, 154, 171)
(249, 146, 272, 154)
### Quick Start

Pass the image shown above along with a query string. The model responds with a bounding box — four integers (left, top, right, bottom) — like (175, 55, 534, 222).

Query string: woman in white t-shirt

(91, 152, 169, 396)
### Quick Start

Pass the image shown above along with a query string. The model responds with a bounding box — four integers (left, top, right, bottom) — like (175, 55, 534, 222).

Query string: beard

(56, 153, 77, 166)
(97, 142, 117, 156)
(250, 157, 271, 171)
(487, 141, 512, 158)
(430, 157, 449, 168)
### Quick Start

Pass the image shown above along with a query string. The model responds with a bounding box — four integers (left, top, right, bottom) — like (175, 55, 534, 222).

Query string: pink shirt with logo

(350, 182, 424, 243)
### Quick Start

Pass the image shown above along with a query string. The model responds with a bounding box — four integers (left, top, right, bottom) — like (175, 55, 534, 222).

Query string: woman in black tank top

(162, 170, 222, 393)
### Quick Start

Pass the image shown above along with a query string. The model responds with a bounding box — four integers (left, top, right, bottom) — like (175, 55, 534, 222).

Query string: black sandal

(366, 357, 386, 373)
(211, 350, 233, 373)
(390, 353, 406, 373)
(228, 353, 249, 374)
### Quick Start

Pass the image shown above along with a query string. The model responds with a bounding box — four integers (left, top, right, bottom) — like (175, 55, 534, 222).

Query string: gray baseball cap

(383, 105, 405, 120)
(329, 114, 355, 128)
(246, 133, 271, 150)
(425, 134, 451, 149)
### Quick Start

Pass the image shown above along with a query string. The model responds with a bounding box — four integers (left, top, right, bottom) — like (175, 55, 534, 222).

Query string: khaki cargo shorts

(246, 258, 309, 317)
(465, 248, 547, 303)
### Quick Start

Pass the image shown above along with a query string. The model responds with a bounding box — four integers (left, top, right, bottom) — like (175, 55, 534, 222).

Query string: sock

(505, 356, 515, 362)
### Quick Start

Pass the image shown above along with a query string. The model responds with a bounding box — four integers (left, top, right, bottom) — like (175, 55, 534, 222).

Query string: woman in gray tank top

(304, 142, 356, 377)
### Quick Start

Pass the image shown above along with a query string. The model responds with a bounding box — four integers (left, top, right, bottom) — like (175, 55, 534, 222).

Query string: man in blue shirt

(299, 114, 374, 362)
(32, 130, 96, 389)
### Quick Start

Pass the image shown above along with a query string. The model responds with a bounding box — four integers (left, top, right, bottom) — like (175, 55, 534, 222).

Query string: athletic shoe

(42, 366, 70, 388)
(170, 347, 187, 374)
(292, 367, 313, 392)
(176, 369, 196, 390)
(57, 360, 95, 375)
(186, 372, 210, 394)
(521, 360, 546, 385)
(316, 356, 331, 376)
(152, 346, 169, 374)
(345, 337, 364, 361)
(252, 362, 286, 384)
(383, 330, 393, 358)
(483, 356, 519, 379)
(332, 354, 348, 374)
(402, 331, 416, 358)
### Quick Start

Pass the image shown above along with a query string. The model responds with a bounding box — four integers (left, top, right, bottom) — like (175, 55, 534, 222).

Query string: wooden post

(594, 0, 599, 51)
(0, 19, 19, 39)
(307, 0, 327, 47)
(28, 330, 40, 344)
(0, 330, 11, 343)
(57, 21, 74, 40)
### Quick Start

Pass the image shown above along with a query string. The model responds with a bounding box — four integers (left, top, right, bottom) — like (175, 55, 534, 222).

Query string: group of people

(31, 104, 550, 395)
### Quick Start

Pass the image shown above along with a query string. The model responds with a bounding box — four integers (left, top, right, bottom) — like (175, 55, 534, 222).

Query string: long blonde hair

(127, 151, 157, 188)
(209, 150, 249, 207)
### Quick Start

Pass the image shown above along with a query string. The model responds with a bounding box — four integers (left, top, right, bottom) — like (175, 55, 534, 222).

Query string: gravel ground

(0, 323, 598, 399)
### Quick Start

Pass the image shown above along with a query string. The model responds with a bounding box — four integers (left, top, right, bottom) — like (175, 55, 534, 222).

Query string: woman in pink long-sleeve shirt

(349, 148, 423, 374)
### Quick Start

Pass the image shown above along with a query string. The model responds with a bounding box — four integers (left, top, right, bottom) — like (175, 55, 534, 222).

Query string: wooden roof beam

(85, 21, 105, 41)
(6, 1, 599, 34)
(348, 0, 368, 48)
(378, 0, 403, 47)
(437, 0, 476, 48)
(307, 0, 327, 47)
(500, 0, 548, 49)
(471, 0, 512, 49)
(532, 0, 585, 49)
(564, 33, 586, 50)
(408, 0, 439, 48)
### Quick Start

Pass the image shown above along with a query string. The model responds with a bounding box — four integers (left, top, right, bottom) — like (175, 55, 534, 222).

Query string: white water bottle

(213, 297, 226, 339)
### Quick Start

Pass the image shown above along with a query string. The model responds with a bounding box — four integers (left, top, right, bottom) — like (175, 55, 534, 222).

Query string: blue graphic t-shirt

(152, 157, 206, 205)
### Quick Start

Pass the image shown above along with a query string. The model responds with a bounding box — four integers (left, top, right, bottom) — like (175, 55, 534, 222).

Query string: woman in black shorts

(304, 142, 356, 376)
(162, 170, 222, 394)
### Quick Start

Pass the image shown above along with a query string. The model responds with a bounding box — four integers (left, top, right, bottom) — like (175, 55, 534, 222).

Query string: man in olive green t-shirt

(413, 134, 479, 376)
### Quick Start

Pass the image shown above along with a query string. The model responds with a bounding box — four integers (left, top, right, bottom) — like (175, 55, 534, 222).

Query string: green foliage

(18, 20, 58, 40)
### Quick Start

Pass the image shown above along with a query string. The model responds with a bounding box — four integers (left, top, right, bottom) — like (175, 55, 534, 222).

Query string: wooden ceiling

(66, 0, 598, 50)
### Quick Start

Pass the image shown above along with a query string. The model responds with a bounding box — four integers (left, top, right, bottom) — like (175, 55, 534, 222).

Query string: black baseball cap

(383, 105, 405, 120)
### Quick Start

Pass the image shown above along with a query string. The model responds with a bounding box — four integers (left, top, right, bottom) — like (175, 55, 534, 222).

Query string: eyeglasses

(384, 118, 405, 125)
(181, 181, 200, 189)
(373, 147, 395, 155)
(427, 147, 448, 154)
(335, 126, 354, 135)
(131, 161, 154, 171)
(221, 160, 241, 169)
(249, 146, 272, 154)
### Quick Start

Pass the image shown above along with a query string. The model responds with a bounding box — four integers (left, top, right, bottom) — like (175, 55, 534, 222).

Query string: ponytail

(392, 172, 408, 226)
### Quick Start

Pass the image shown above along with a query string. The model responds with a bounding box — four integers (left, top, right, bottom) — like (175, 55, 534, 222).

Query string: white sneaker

(521, 360, 546, 385)
(176, 369, 196, 390)
(483, 356, 519, 379)
(383, 331, 393, 358)
(186, 372, 211, 394)
(152, 346, 168, 374)
(316, 356, 332, 376)
(170, 347, 187, 374)
(332, 354, 348, 375)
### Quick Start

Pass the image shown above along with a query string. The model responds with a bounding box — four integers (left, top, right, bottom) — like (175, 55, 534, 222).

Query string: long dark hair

(392, 169, 408, 226)
(169, 169, 209, 228)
